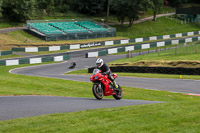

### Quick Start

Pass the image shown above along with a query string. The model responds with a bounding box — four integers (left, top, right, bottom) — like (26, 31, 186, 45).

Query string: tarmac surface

(0, 96, 162, 121)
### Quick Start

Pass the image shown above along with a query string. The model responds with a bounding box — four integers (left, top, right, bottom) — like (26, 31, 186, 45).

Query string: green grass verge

(0, 22, 23, 29)
(0, 64, 91, 97)
(1, 63, 200, 132)
(7, 30, 44, 43)
(0, 54, 23, 60)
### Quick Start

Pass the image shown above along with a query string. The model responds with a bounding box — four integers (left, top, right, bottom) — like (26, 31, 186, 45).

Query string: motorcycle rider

(96, 58, 118, 89)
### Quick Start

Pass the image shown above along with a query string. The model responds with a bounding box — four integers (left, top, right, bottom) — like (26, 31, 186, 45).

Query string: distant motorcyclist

(96, 58, 118, 88)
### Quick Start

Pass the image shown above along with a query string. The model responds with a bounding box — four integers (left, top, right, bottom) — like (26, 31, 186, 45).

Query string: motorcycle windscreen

(93, 69, 100, 75)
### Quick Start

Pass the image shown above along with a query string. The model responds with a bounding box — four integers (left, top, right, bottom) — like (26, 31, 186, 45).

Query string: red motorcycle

(90, 69, 123, 100)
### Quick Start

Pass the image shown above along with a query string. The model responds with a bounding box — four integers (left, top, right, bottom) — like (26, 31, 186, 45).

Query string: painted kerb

(0, 51, 13, 56)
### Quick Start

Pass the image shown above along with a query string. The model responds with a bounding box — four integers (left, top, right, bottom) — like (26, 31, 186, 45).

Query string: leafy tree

(151, 0, 163, 21)
(36, 0, 70, 15)
(168, 0, 188, 7)
(2, 0, 37, 22)
(106, 0, 110, 24)
(111, 0, 129, 25)
(37, 0, 48, 9)
(112, 0, 150, 27)
(0, 0, 2, 18)
(46, 0, 55, 15)
(74, 0, 105, 15)
(127, 0, 150, 27)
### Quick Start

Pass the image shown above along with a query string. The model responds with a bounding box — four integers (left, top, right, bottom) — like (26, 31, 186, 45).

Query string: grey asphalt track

(11, 55, 200, 94)
(0, 96, 162, 121)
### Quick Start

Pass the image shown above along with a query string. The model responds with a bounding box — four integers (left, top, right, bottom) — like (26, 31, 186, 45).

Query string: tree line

(0, 0, 199, 26)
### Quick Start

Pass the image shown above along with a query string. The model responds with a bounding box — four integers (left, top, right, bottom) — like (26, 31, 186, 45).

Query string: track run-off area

(1, 35, 200, 121)
(0, 53, 197, 120)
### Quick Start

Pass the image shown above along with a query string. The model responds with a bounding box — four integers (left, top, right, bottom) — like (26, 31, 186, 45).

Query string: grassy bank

(0, 22, 23, 29)
(0, 64, 91, 97)
(0, 54, 23, 60)
(0, 30, 125, 50)
(0, 63, 200, 132)
(115, 17, 200, 39)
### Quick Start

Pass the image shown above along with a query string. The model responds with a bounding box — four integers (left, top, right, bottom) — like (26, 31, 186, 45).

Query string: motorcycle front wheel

(92, 84, 104, 100)
(113, 85, 123, 100)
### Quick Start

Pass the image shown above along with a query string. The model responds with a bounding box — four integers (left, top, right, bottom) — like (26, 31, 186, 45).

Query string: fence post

(195, 43, 198, 54)
(127, 50, 130, 58)
(131, 50, 133, 57)
(175, 45, 178, 55)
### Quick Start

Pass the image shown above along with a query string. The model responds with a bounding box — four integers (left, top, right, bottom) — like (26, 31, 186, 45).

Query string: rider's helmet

(96, 58, 103, 68)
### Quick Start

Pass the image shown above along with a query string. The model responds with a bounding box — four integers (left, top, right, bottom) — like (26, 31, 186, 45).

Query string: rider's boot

(113, 81, 118, 88)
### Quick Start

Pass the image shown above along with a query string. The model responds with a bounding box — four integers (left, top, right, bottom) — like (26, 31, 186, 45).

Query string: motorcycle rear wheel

(113, 85, 123, 100)
(92, 84, 104, 100)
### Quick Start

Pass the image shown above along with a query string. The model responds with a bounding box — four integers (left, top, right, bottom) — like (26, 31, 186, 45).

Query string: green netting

(165, 40, 172, 45)
(99, 50, 108, 56)
(1, 51, 13, 56)
(19, 59, 30, 64)
(101, 42, 105, 46)
(117, 47, 125, 52)
(0, 60, 6, 65)
(170, 34, 176, 38)
(179, 38, 185, 43)
(192, 37, 198, 42)
(12, 48, 25, 52)
(194, 31, 199, 35)
(134, 45, 142, 50)
(38, 47, 49, 51)
(150, 42, 157, 48)
(143, 37, 149, 41)
(60, 45, 70, 50)
(63, 54, 70, 60)
(157, 36, 163, 40)
(114, 40, 120, 44)
(42, 57, 54, 62)
(129, 39, 135, 43)
(182, 33, 187, 36)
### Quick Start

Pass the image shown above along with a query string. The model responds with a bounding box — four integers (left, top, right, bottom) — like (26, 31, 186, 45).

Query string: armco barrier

(12, 30, 200, 53)
(0, 54, 70, 66)
(86, 36, 200, 58)
(0, 51, 13, 56)
(88, 66, 200, 75)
